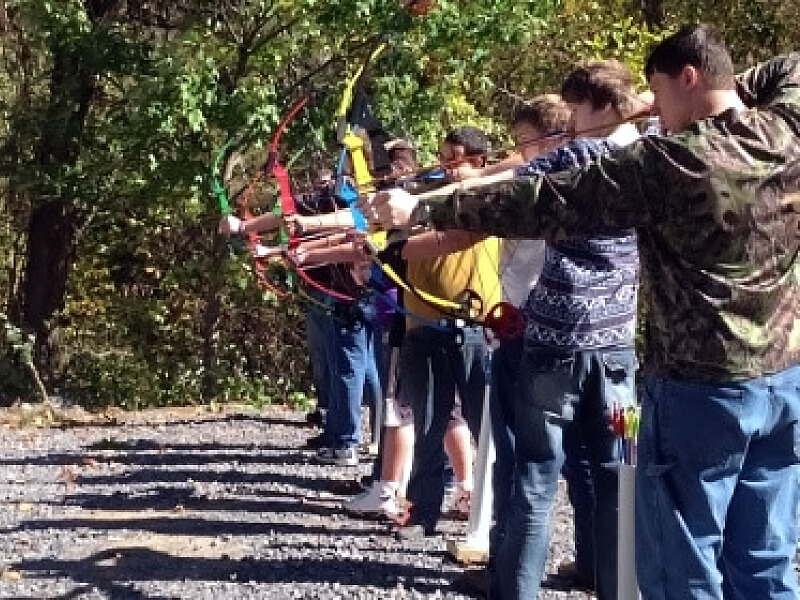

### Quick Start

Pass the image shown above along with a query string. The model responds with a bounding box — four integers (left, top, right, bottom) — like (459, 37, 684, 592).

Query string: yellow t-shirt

(405, 237, 500, 327)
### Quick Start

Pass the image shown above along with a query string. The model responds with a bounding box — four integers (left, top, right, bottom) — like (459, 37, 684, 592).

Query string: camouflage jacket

(422, 54, 800, 383)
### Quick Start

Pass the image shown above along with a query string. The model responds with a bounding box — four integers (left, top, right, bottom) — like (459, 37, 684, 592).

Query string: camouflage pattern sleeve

(737, 53, 800, 122)
(424, 140, 662, 241)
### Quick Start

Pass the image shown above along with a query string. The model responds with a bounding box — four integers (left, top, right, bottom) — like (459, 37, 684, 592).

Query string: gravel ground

(0, 404, 593, 599)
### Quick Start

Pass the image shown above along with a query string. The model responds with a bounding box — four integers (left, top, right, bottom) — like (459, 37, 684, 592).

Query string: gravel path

(0, 404, 593, 599)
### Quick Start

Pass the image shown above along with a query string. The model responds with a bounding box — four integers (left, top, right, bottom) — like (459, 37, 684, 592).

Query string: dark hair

(561, 59, 639, 118)
(645, 24, 735, 89)
(387, 144, 418, 175)
(444, 126, 489, 157)
(511, 94, 571, 134)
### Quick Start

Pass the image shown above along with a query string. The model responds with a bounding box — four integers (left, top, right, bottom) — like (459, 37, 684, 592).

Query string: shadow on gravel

(9, 516, 370, 539)
(56, 582, 180, 600)
(17, 548, 453, 595)
(0, 445, 312, 467)
(220, 413, 318, 429)
(163, 441, 313, 451)
(91, 449, 314, 467)
(58, 488, 344, 518)
(541, 572, 595, 594)
(50, 412, 314, 432)
(75, 467, 338, 495)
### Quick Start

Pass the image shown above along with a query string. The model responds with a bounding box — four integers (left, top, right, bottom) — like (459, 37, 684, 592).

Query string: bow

(332, 43, 485, 323)
(329, 43, 478, 334)
(265, 95, 358, 305)
(213, 97, 359, 309)
(212, 136, 291, 300)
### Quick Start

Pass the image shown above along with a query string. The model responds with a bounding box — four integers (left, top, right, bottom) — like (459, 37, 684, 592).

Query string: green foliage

(64, 350, 158, 411)
(659, 0, 800, 65)
(0, 315, 38, 402)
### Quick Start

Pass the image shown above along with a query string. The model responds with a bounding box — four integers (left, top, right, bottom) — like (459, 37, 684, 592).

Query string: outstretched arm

(219, 212, 282, 236)
(285, 209, 356, 235)
(401, 229, 487, 260)
(361, 140, 660, 241)
(414, 168, 517, 200)
(292, 239, 365, 268)
(293, 228, 486, 268)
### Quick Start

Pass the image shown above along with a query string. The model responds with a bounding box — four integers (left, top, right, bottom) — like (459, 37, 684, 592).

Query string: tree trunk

(20, 200, 76, 381)
(20, 25, 100, 382)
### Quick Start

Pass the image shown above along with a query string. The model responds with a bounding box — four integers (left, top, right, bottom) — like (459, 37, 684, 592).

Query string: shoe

(305, 408, 325, 426)
(556, 560, 595, 591)
(314, 446, 359, 467)
(344, 483, 401, 519)
(304, 432, 325, 449)
(444, 483, 471, 520)
(450, 568, 490, 598)
(395, 523, 435, 540)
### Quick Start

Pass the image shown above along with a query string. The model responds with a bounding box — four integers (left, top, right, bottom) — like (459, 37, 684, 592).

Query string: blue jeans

(305, 307, 335, 410)
(636, 366, 800, 600)
(489, 337, 523, 560)
(493, 346, 636, 600)
(323, 297, 382, 449)
(401, 325, 488, 531)
(562, 419, 596, 582)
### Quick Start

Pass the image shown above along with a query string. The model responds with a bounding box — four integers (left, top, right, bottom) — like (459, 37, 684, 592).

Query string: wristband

(409, 200, 432, 227)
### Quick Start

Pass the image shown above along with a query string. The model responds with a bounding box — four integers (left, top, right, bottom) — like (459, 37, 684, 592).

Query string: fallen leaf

(1, 567, 22, 581)
(58, 466, 77, 484)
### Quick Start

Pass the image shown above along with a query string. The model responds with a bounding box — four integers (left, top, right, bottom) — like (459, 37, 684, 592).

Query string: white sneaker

(344, 482, 400, 519)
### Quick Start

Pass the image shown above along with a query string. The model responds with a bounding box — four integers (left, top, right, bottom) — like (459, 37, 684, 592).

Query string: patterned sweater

(515, 138, 639, 350)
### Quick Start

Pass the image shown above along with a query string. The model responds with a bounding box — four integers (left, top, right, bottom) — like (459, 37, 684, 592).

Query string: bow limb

(212, 138, 237, 217)
(267, 95, 306, 263)
(334, 43, 386, 231)
(212, 138, 291, 300)
(333, 45, 472, 323)
(269, 96, 309, 223)
(335, 43, 387, 145)
(267, 95, 359, 305)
